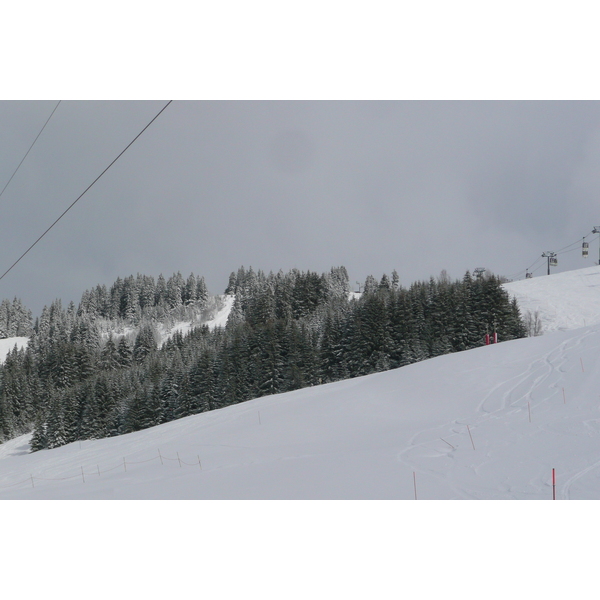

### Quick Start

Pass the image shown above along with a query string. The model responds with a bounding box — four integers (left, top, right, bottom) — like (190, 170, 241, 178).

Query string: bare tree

(524, 310, 543, 336)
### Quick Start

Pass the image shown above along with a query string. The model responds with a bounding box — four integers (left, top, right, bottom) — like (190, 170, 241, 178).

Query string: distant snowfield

(206, 294, 234, 329)
(504, 264, 600, 333)
(156, 294, 234, 346)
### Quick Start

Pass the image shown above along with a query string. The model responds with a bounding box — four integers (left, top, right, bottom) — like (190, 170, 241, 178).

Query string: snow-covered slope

(3, 320, 600, 500)
(5, 269, 600, 499)
(205, 293, 234, 329)
(156, 294, 234, 346)
(504, 264, 600, 333)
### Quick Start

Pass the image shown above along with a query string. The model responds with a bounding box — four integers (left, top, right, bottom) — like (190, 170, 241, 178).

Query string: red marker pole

(552, 468, 556, 500)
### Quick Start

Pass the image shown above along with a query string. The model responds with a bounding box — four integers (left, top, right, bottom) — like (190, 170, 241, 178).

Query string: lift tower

(542, 251, 557, 275)
(593, 227, 600, 265)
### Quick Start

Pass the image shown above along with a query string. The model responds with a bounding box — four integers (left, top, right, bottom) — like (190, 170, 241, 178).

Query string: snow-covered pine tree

(133, 324, 158, 363)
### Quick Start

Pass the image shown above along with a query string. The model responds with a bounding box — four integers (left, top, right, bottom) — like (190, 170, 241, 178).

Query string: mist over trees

(0, 266, 526, 451)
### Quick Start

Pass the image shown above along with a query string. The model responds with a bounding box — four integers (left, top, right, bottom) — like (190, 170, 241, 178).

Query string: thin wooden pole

(440, 438, 455, 449)
(177, 452, 182, 467)
(198, 455, 202, 470)
(467, 424, 476, 450)
(158, 449, 163, 465)
(413, 471, 417, 500)
(123, 458, 127, 472)
(552, 468, 556, 500)
(563, 388, 566, 404)
(81, 466, 85, 483)
(528, 401, 531, 423)
(581, 358, 585, 373)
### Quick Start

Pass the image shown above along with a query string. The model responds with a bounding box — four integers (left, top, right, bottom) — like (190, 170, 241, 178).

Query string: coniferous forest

(0, 266, 526, 451)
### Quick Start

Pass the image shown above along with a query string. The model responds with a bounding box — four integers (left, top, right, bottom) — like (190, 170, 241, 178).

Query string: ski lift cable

(507, 230, 598, 281)
(556, 232, 598, 256)
(506, 266, 533, 280)
(510, 262, 545, 280)
(558, 244, 590, 256)
(515, 230, 596, 275)
(530, 262, 546, 275)
(0, 100, 61, 203)
(0, 100, 173, 283)
(512, 257, 543, 278)
(554, 230, 595, 254)
(527, 256, 545, 270)
(506, 255, 544, 280)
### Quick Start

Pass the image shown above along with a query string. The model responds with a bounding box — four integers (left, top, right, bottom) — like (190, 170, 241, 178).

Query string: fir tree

(117, 337, 133, 368)
(133, 324, 158, 363)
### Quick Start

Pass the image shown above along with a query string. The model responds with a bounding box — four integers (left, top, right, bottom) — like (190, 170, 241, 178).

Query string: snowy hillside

(5, 269, 600, 499)
(3, 317, 600, 499)
(0, 295, 234, 364)
(504, 264, 600, 333)
(5, 267, 600, 499)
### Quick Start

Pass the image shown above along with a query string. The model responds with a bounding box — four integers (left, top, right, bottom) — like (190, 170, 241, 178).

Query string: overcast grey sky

(1, 100, 600, 316)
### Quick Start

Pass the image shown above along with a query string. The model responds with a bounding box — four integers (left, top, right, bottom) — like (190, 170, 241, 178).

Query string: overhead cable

(554, 230, 595, 255)
(0, 100, 61, 203)
(509, 229, 599, 280)
(0, 100, 172, 283)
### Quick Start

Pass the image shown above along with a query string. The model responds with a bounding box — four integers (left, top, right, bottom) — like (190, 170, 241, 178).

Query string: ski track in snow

(397, 326, 600, 499)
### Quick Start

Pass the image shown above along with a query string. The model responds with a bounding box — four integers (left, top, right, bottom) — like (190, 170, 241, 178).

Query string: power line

(0, 100, 172, 283)
(0, 100, 61, 202)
